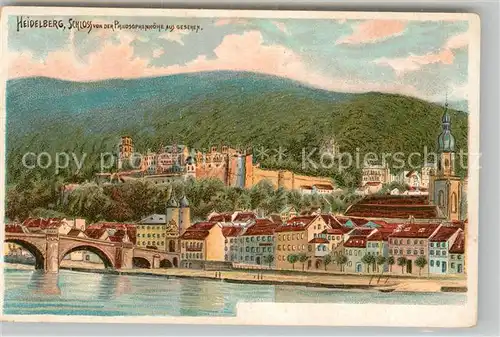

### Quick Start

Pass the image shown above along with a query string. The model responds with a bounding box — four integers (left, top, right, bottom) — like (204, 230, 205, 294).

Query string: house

(274, 215, 331, 270)
(22, 218, 74, 235)
(179, 222, 225, 268)
(355, 182, 383, 195)
(366, 229, 392, 272)
(231, 211, 257, 226)
(279, 206, 298, 223)
(207, 212, 233, 224)
(84, 223, 136, 244)
(448, 230, 465, 274)
(235, 219, 279, 267)
(312, 184, 335, 195)
(428, 226, 462, 275)
(388, 222, 441, 275)
(222, 226, 244, 262)
(343, 236, 368, 273)
(307, 238, 330, 269)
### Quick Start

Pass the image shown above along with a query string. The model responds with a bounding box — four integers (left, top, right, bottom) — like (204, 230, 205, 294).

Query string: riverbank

(5, 262, 466, 293)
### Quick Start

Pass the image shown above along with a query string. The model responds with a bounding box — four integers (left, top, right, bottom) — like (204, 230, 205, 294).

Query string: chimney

(409, 215, 415, 224)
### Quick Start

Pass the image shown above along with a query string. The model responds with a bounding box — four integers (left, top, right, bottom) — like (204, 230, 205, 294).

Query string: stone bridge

(4, 231, 179, 273)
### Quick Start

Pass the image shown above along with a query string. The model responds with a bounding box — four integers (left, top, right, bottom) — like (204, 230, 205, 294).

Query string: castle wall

(251, 167, 334, 190)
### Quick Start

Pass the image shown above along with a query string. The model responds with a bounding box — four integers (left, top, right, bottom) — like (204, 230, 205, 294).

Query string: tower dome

(437, 104, 456, 153)
(179, 196, 190, 208)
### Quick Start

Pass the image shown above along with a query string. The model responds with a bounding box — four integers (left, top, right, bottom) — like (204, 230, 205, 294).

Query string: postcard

(0, 7, 479, 327)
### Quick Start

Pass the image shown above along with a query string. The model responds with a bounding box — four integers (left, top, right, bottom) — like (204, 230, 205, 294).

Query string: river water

(4, 269, 466, 316)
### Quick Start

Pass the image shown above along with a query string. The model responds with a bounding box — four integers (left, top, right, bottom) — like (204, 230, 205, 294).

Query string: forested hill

(5, 71, 468, 185)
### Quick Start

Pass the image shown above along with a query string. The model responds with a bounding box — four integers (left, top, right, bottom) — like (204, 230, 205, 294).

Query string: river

(3, 269, 466, 316)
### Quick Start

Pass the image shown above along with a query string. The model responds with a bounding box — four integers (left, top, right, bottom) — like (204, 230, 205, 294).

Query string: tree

(287, 254, 299, 270)
(298, 253, 309, 271)
(376, 255, 386, 273)
(323, 254, 332, 271)
(361, 254, 376, 273)
(335, 253, 348, 272)
(387, 256, 395, 272)
(263, 255, 274, 268)
(397, 256, 408, 274)
(415, 256, 428, 276)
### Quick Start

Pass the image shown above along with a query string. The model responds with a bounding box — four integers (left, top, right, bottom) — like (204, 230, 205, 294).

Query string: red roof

(367, 229, 393, 241)
(275, 215, 317, 233)
(243, 220, 280, 236)
(180, 230, 210, 240)
(356, 195, 429, 205)
(345, 204, 443, 219)
(348, 228, 375, 236)
(320, 214, 344, 229)
(322, 228, 348, 235)
(22, 218, 66, 229)
(84, 222, 136, 244)
(344, 237, 366, 248)
(233, 212, 256, 222)
(449, 231, 465, 254)
(429, 226, 460, 242)
(308, 238, 329, 244)
(67, 228, 84, 237)
(208, 213, 232, 222)
(189, 222, 217, 231)
(389, 223, 440, 239)
(222, 226, 243, 238)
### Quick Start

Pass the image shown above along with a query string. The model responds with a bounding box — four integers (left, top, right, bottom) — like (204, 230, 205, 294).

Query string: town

(4, 107, 467, 279)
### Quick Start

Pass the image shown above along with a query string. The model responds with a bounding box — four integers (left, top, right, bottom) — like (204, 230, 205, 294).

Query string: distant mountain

(5, 71, 468, 185)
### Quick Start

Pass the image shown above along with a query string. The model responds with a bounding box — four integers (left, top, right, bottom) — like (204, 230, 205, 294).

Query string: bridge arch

(160, 259, 173, 268)
(133, 257, 151, 268)
(5, 239, 45, 269)
(60, 245, 115, 269)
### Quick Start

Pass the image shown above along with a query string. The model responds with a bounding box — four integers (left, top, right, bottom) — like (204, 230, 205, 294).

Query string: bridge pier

(45, 231, 60, 273)
(117, 243, 134, 270)
(152, 254, 160, 269)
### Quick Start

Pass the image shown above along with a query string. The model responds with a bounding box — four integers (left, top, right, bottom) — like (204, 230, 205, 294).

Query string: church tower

(429, 103, 463, 221)
(165, 192, 180, 253)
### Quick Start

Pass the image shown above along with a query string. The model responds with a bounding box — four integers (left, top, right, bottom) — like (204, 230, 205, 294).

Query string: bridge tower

(45, 228, 60, 273)
(179, 196, 191, 234)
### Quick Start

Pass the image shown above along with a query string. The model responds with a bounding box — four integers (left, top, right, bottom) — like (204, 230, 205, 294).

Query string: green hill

(5, 72, 468, 187)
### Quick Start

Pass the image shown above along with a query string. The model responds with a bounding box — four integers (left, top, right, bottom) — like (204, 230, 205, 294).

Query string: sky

(7, 15, 470, 102)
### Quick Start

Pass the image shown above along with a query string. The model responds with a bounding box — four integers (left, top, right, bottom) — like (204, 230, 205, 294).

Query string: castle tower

(429, 103, 463, 221)
(118, 136, 134, 168)
(179, 196, 191, 233)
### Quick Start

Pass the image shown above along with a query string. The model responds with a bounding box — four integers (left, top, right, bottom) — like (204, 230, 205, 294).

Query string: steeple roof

(437, 102, 456, 153)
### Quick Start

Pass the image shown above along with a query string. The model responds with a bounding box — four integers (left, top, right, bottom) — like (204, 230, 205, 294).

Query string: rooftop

(308, 238, 329, 244)
(449, 231, 465, 254)
(389, 223, 440, 239)
(344, 237, 367, 248)
(429, 226, 460, 242)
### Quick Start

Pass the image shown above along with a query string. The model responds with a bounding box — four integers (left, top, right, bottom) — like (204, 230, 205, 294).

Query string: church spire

(437, 97, 456, 153)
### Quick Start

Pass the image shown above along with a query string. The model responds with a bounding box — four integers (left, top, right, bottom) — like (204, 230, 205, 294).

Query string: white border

(0, 6, 480, 327)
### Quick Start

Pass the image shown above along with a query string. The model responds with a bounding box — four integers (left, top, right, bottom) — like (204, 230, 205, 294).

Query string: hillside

(5, 71, 468, 186)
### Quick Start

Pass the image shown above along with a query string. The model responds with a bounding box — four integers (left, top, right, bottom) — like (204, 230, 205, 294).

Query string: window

(451, 262, 455, 268)
(292, 245, 296, 251)
(348, 261, 352, 267)
(302, 244, 305, 250)
(308, 245, 312, 252)
(251, 247, 255, 253)
(278, 235, 281, 240)
(436, 260, 441, 267)
(450, 255, 455, 260)
(268, 236, 272, 241)
(436, 250, 441, 256)
(438, 190, 445, 207)
(414, 240, 418, 245)
(442, 251, 447, 256)
(354, 250, 358, 256)
(257, 236, 260, 242)
(430, 260, 434, 267)
(246, 238, 249, 243)
(419, 240, 424, 245)
(349, 250, 352, 256)
(246, 247, 249, 252)
(420, 249, 424, 255)
(287, 235, 291, 240)
(458, 255, 462, 260)
(322, 246, 326, 251)
(430, 250, 434, 255)
(451, 192, 457, 213)
(407, 249, 411, 255)
(182, 242, 185, 248)
(251, 237, 255, 242)
(278, 245, 281, 251)
(292, 234, 296, 240)
(287, 245, 291, 251)
(256, 248, 260, 253)
(389, 249, 393, 255)
(441, 242, 446, 248)
(317, 245, 321, 251)
(406, 239, 410, 244)
(413, 250, 418, 255)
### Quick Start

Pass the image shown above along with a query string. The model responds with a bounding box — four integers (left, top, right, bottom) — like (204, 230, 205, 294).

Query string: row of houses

(177, 210, 465, 276)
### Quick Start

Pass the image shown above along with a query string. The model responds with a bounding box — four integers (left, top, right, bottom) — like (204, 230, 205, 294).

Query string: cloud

(152, 48, 164, 58)
(272, 21, 289, 34)
(445, 32, 469, 50)
(158, 30, 190, 45)
(8, 29, 427, 100)
(375, 49, 455, 75)
(374, 29, 469, 75)
(336, 20, 406, 45)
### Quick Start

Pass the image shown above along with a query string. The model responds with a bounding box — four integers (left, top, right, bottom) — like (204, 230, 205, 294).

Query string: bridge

(5, 231, 180, 273)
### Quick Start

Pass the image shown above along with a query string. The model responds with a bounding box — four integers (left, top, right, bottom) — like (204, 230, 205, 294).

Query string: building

(428, 226, 462, 275)
(22, 218, 74, 235)
(345, 195, 446, 222)
(279, 206, 298, 223)
(366, 229, 392, 272)
(428, 103, 464, 221)
(234, 219, 279, 267)
(343, 228, 376, 273)
(222, 226, 244, 262)
(273, 215, 331, 270)
(355, 181, 383, 195)
(136, 195, 191, 252)
(179, 222, 225, 268)
(448, 230, 465, 274)
(388, 222, 441, 275)
(361, 163, 395, 186)
(118, 135, 134, 168)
